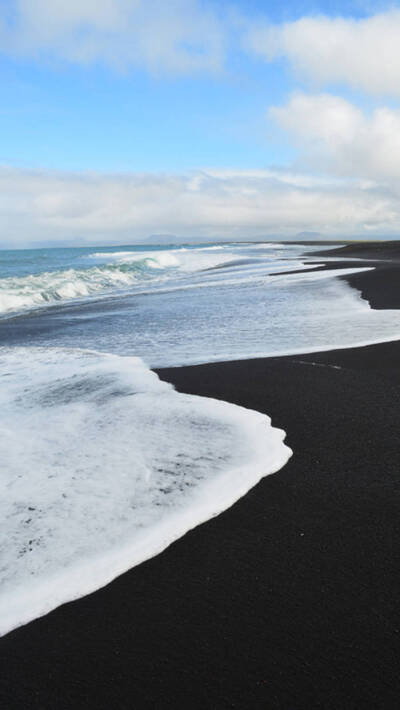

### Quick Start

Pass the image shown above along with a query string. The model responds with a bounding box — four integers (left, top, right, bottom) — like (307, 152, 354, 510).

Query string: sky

(1, 0, 400, 246)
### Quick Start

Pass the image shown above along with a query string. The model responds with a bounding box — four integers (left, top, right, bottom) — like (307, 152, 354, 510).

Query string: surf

(0, 346, 291, 636)
(0, 246, 238, 316)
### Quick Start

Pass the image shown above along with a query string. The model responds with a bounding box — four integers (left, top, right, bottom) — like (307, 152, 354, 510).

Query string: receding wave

(0, 346, 291, 635)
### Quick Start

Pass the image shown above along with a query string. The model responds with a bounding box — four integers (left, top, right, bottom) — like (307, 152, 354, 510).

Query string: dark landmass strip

(311, 240, 400, 260)
(1, 243, 400, 709)
(312, 240, 400, 309)
(274, 240, 400, 309)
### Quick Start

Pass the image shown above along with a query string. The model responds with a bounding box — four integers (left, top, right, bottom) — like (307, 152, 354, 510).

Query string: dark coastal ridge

(1, 242, 400, 709)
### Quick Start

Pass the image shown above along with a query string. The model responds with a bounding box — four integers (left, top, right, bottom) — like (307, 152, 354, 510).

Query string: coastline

(311, 240, 400, 309)
(1, 242, 400, 709)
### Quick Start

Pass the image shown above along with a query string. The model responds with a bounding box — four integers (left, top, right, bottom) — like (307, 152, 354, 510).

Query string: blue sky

(0, 0, 381, 172)
(0, 57, 294, 171)
(1, 0, 400, 245)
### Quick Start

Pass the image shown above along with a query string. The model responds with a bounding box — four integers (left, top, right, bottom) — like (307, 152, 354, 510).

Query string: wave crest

(0, 247, 235, 316)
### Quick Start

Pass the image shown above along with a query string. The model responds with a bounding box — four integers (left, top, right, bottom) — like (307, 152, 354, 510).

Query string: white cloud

(1, 166, 399, 247)
(270, 92, 400, 180)
(245, 9, 400, 96)
(0, 0, 226, 74)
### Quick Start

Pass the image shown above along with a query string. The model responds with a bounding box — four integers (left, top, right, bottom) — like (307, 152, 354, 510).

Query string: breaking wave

(0, 247, 235, 316)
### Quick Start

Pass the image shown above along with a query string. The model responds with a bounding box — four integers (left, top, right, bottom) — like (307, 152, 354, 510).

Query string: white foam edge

(144, 265, 400, 366)
(162, 333, 400, 367)
(0, 396, 291, 638)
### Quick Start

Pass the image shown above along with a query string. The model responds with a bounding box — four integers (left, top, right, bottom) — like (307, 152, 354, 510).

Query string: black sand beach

(1, 242, 400, 709)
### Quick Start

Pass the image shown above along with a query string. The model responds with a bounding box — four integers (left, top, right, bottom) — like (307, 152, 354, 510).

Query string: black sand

(1, 243, 400, 709)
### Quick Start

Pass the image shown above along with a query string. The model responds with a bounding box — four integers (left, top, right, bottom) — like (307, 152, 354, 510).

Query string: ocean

(1, 241, 400, 635)
(2, 241, 400, 364)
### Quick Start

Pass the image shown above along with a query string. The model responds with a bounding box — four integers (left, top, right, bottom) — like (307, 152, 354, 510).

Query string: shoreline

(311, 241, 400, 309)
(1, 242, 400, 708)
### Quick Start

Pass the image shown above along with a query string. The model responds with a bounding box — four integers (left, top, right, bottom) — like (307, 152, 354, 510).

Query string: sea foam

(0, 346, 291, 636)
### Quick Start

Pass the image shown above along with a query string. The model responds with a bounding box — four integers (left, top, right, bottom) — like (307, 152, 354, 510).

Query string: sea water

(0, 241, 399, 635)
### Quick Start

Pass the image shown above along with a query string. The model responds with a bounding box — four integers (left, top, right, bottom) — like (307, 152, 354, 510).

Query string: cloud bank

(270, 93, 400, 181)
(246, 9, 400, 96)
(1, 166, 398, 247)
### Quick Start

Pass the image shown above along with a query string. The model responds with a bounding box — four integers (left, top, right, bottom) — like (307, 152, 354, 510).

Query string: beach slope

(0, 243, 399, 709)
